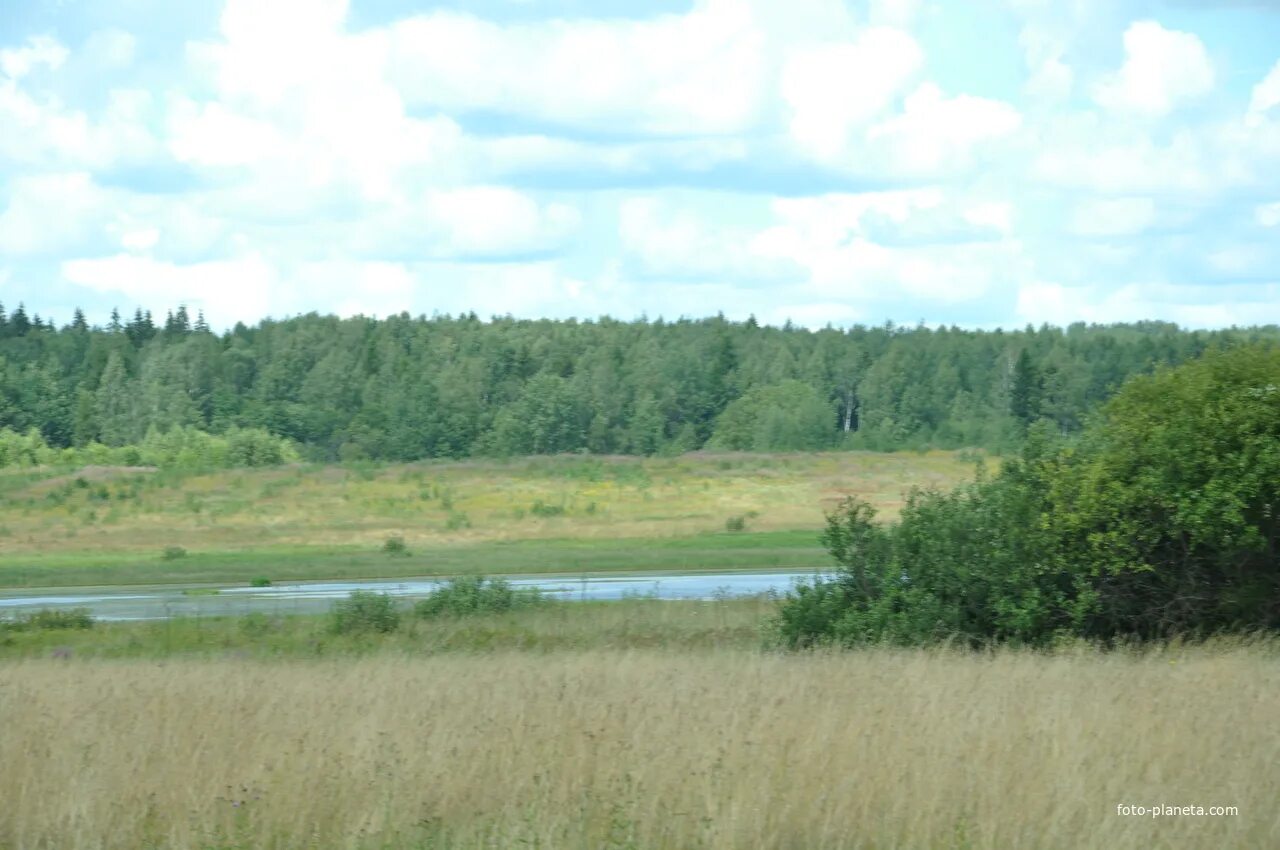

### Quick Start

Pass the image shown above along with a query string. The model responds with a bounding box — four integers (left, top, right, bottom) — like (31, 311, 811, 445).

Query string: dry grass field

(3, 641, 1277, 849)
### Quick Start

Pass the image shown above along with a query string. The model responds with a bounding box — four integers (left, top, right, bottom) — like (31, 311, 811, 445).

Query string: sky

(1, 0, 1278, 331)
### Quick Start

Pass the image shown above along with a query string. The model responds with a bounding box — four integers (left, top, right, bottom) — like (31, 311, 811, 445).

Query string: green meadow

(0, 450, 982, 587)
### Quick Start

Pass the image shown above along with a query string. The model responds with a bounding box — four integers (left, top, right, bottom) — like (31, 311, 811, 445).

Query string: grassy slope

(0, 450, 983, 587)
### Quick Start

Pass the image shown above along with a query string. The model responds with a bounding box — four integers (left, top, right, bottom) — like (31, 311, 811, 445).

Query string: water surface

(0, 570, 828, 621)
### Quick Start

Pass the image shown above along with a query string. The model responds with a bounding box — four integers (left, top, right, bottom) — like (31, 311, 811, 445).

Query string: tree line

(2, 302, 1277, 462)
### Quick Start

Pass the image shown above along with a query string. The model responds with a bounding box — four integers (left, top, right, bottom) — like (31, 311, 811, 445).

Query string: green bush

(2, 608, 95, 631)
(249, 577, 272, 588)
(162, 545, 187, 561)
(382, 535, 408, 555)
(529, 500, 565, 517)
(725, 515, 746, 532)
(330, 591, 401, 634)
(774, 344, 1280, 648)
(413, 576, 547, 618)
(0, 425, 298, 471)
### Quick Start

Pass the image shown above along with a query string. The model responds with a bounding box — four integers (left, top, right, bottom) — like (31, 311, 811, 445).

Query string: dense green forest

(1, 302, 1277, 463)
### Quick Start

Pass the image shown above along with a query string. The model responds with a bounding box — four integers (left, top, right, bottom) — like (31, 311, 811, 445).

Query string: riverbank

(0, 450, 980, 588)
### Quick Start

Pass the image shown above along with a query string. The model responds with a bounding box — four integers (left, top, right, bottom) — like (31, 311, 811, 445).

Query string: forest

(2, 301, 1278, 464)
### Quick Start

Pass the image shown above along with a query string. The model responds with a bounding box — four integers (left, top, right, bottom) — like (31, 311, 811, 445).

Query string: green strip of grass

(0, 529, 829, 588)
(0, 596, 780, 658)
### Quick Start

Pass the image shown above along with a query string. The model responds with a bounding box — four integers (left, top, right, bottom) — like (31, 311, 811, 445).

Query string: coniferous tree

(10, 304, 30, 336)
(1010, 349, 1043, 425)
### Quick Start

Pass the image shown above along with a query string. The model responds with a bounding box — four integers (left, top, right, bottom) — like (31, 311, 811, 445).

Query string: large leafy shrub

(775, 344, 1280, 647)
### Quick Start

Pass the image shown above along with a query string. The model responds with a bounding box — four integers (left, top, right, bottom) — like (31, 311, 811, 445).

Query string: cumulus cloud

(617, 189, 1027, 316)
(619, 196, 795, 281)
(866, 84, 1021, 175)
(1069, 197, 1156, 237)
(1, 0, 1278, 330)
(61, 253, 278, 328)
(781, 27, 923, 162)
(0, 172, 110, 256)
(417, 187, 580, 258)
(388, 1, 767, 136)
(1247, 60, 1280, 128)
(1094, 21, 1214, 118)
(0, 35, 67, 79)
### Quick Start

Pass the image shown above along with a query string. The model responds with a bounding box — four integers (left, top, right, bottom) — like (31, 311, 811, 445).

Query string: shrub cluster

(330, 591, 401, 634)
(1, 608, 95, 631)
(414, 576, 547, 618)
(775, 345, 1280, 648)
(0, 425, 298, 471)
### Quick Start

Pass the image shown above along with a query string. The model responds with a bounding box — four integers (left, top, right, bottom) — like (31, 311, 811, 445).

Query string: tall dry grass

(3, 643, 1277, 849)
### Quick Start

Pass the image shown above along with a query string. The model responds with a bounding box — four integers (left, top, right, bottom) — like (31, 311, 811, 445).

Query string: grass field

(3, 631, 1276, 849)
(0, 597, 778, 658)
(0, 450, 982, 587)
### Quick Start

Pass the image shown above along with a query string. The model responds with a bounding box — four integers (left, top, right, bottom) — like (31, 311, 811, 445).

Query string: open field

(3, 636, 1276, 849)
(0, 451, 981, 587)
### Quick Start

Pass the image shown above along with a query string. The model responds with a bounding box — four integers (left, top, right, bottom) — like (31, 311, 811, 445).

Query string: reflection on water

(0, 570, 830, 622)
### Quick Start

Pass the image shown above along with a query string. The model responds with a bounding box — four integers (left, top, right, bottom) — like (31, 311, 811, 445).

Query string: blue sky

(1, 0, 1278, 330)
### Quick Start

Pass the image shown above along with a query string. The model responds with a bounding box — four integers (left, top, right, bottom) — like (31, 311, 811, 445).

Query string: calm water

(0, 570, 829, 621)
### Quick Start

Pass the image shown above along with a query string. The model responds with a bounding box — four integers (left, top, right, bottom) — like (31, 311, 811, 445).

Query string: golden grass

(0, 451, 981, 557)
(3, 642, 1276, 849)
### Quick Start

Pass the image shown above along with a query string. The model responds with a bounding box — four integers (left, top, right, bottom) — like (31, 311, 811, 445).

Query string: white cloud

(181, 0, 469, 207)
(0, 40, 159, 171)
(61, 253, 278, 328)
(781, 27, 923, 162)
(868, 0, 922, 28)
(619, 196, 794, 281)
(1257, 202, 1280, 228)
(1069, 197, 1155, 236)
(753, 192, 1025, 303)
(120, 228, 159, 252)
(389, 1, 767, 136)
(866, 84, 1021, 174)
(963, 202, 1014, 236)
(1094, 21, 1213, 118)
(1018, 20, 1072, 100)
(1026, 56, 1072, 100)
(294, 261, 417, 318)
(0, 35, 67, 79)
(1247, 60, 1280, 129)
(0, 172, 109, 255)
(168, 100, 289, 168)
(418, 187, 580, 257)
(1030, 114, 1213, 195)
(1017, 281, 1280, 328)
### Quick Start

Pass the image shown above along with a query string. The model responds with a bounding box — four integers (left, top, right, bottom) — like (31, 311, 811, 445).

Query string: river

(0, 570, 829, 621)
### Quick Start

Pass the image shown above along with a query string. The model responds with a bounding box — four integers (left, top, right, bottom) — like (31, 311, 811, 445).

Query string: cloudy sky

(1, 0, 1278, 330)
